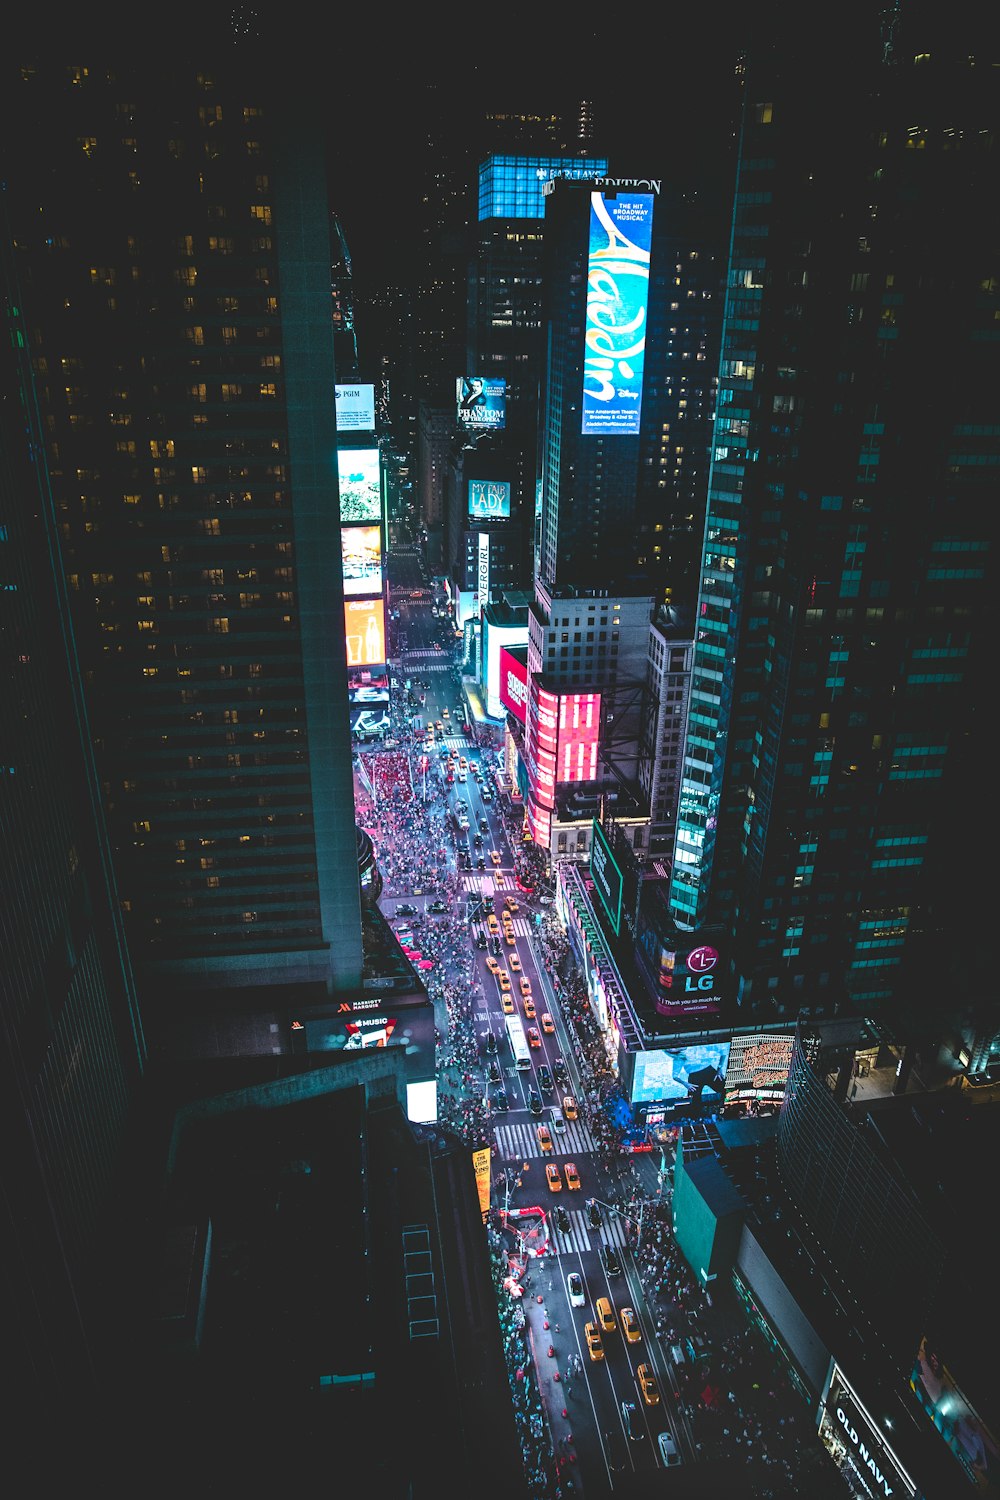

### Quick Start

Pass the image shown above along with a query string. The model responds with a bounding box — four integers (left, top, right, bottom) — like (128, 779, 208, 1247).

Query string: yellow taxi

(637, 1364, 660, 1406)
(621, 1307, 641, 1344)
(486, 955, 500, 975)
(490, 849, 502, 867)
(540, 1012, 555, 1035)
(585, 1323, 604, 1362)
(501, 993, 515, 1015)
(459, 757, 467, 770)
(527, 1026, 541, 1048)
(564, 1162, 581, 1191)
(498, 970, 511, 992)
(509, 953, 522, 973)
(523, 997, 536, 1020)
(563, 1094, 578, 1120)
(505, 897, 519, 914)
(519, 976, 532, 996)
(545, 1163, 562, 1192)
(537, 1124, 553, 1154)
(487, 914, 499, 936)
(442, 707, 450, 719)
(505, 928, 516, 946)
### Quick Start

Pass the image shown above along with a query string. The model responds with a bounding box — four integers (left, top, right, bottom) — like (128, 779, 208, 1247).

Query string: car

(551, 1113, 567, 1136)
(537, 1063, 553, 1093)
(509, 953, 522, 973)
(527, 1026, 541, 1048)
(601, 1245, 623, 1277)
(442, 707, 450, 718)
(518, 975, 532, 996)
(474, 833, 484, 847)
(494, 1089, 509, 1112)
(621, 1400, 642, 1442)
(596, 1296, 616, 1334)
(657, 1430, 681, 1467)
(528, 1089, 542, 1115)
(459, 757, 467, 770)
(556, 1206, 571, 1234)
(490, 935, 502, 956)
(434, 719, 443, 731)
(564, 1162, 581, 1191)
(585, 1322, 604, 1362)
(483, 1031, 497, 1054)
(504, 928, 516, 946)
(477, 856, 486, 870)
(552, 1056, 567, 1084)
(563, 1095, 578, 1120)
(587, 1199, 603, 1229)
(567, 1271, 585, 1308)
(621, 1307, 641, 1344)
(487, 1058, 502, 1084)
(486, 956, 500, 975)
(536, 1123, 553, 1153)
(428, 899, 448, 914)
(638, 1363, 660, 1406)
(498, 970, 511, 991)
(395, 902, 417, 916)
(490, 850, 502, 867)
(523, 998, 536, 1020)
(487, 915, 499, 934)
(505, 897, 519, 913)
(479, 816, 489, 831)
(501, 993, 515, 1014)
(540, 1012, 555, 1035)
(482, 789, 493, 803)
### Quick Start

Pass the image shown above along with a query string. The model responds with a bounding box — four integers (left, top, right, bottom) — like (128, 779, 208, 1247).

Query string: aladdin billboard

(581, 192, 653, 436)
(499, 647, 528, 725)
(656, 940, 723, 1019)
(468, 479, 511, 520)
(341, 524, 383, 596)
(335, 383, 376, 432)
(344, 597, 386, 668)
(457, 376, 506, 430)
(337, 446, 382, 523)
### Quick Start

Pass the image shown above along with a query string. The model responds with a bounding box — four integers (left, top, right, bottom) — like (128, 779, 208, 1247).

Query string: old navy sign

(819, 1366, 915, 1500)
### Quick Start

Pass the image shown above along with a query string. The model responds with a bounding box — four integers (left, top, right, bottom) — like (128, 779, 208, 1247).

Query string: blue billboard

(457, 376, 506, 430)
(630, 1041, 731, 1107)
(581, 193, 653, 436)
(468, 479, 511, 520)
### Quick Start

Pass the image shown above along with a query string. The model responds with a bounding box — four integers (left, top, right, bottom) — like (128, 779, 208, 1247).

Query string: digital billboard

(468, 479, 511, 520)
(499, 647, 528, 724)
(590, 818, 623, 936)
(341, 524, 383, 596)
(582, 192, 654, 436)
(910, 1336, 1000, 1494)
(456, 376, 506, 430)
(350, 703, 391, 738)
(335, 383, 376, 432)
(344, 597, 386, 668)
(558, 693, 600, 784)
(300, 995, 435, 1084)
(337, 447, 381, 522)
(724, 1033, 794, 1102)
(821, 1365, 918, 1500)
(478, 532, 490, 616)
(630, 1041, 731, 1107)
(656, 941, 723, 1019)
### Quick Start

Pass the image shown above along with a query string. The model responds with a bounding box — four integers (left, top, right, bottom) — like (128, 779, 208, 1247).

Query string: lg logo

(688, 946, 719, 974)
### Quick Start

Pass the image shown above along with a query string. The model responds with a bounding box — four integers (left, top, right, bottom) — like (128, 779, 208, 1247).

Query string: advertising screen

(350, 703, 390, 738)
(821, 1365, 918, 1500)
(344, 597, 386, 668)
(590, 818, 623, 936)
(499, 647, 528, 724)
(582, 192, 654, 436)
(301, 996, 435, 1084)
(910, 1336, 1000, 1494)
(656, 940, 724, 1019)
(337, 447, 382, 522)
(478, 532, 490, 616)
(342, 524, 383, 596)
(630, 1041, 731, 1106)
(335, 383, 376, 432)
(456, 376, 506, 430)
(558, 693, 600, 784)
(724, 1033, 794, 1102)
(468, 479, 511, 520)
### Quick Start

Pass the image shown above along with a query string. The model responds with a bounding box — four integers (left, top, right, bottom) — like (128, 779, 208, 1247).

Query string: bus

(505, 1013, 532, 1071)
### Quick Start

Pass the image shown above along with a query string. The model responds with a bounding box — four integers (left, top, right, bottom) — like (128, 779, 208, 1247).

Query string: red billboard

(499, 647, 528, 724)
(557, 692, 600, 784)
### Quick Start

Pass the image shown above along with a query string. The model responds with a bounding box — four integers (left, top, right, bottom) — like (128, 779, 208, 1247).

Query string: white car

(657, 1430, 681, 1466)
(551, 1114, 567, 1136)
(567, 1271, 585, 1309)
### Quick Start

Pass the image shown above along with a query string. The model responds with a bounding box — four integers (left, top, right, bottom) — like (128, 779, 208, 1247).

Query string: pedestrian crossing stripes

(493, 1119, 596, 1160)
(543, 1209, 631, 1258)
(442, 735, 471, 749)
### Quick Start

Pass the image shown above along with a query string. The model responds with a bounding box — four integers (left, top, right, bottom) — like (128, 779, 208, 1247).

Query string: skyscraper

(3, 51, 363, 1016)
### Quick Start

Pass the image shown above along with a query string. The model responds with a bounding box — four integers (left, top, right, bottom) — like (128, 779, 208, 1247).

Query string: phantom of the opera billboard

(456, 375, 506, 430)
(337, 446, 382, 523)
(344, 597, 386, 669)
(582, 192, 653, 437)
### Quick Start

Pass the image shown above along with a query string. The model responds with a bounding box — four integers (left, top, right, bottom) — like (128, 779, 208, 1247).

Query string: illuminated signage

(590, 819, 623, 936)
(456, 376, 506, 430)
(344, 597, 386, 668)
(581, 192, 653, 436)
(478, 532, 490, 616)
(337, 447, 381, 522)
(468, 478, 511, 520)
(630, 1042, 731, 1106)
(656, 940, 723, 1018)
(335, 383, 376, 432)
(909, 1336, 998, 1492)
(499, 648, 528, 724)
(821, 1366, 917, 1500)
(341, 524, 383, 596)
(724, 1033, 794, 1101)
(558, 693, 600, 784)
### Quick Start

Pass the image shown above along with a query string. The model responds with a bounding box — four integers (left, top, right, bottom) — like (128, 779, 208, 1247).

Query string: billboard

(724, 1033, 794, 1102)
(350, 703, 391, 738)
(558, 693, 600, 784)
(335, 383, 376, 432)
(341, 524, 383, 596)
(468, 479, 511, 521)
(337, 446, 382, 522)
(299, 995, 435, 1083)
(656, 941, 723, 1019)
(910, 1337, 1000, 1494)
(590, 818, 623, 936)
(499, 647, 528, 724)
(456, 376, 506, 430)
(582, 192, 653, 436)
(630, 1041, 731, 1107)
(344, 597, 386, 668)
(821, 1365, 918, 1500)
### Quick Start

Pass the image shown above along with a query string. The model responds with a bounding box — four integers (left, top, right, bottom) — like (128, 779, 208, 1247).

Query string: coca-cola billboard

(499, 647, 528, 724)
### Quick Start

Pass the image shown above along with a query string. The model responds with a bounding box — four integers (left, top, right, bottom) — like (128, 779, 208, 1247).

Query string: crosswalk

(544, 1208, 631, 1258)
(494, 1118, 596, 1160)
